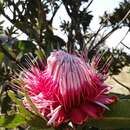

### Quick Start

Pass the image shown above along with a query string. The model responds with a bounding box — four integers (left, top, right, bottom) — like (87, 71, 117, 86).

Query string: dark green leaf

(27, 115, 50, 130)
(8, 90, 50, 129)
(0, 114, 26, 128)
(35, 49, 46, 59)
(8, 90, 31, 118)
(88, 99, 130, 129)
(13, 40, 36, 54)
(1, 93, 12, 113)
(0, 51, 4, 63)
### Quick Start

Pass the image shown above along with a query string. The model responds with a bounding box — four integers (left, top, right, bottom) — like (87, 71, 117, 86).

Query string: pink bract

(19, 50, 116, 127)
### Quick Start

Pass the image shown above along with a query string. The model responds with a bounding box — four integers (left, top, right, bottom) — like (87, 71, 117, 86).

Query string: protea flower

(15, 50, 116, 127)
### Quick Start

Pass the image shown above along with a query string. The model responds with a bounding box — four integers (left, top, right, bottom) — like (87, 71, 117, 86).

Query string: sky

(1, 0, 130, 53)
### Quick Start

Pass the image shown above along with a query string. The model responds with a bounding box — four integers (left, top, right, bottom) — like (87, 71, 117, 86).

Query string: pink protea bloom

(17, 50, 116, 127)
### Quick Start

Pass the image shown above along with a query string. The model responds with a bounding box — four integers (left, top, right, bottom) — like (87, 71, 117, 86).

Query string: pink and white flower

(17, 50, 116, 127)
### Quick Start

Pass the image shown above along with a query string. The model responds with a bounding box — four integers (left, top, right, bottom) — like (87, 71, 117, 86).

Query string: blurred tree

(0, 0, 100, 53)
(100, 0, 130, 50)
(99, 0, 130, 75)
(101, 0, 130, 28)
(0, 0, 129, 69)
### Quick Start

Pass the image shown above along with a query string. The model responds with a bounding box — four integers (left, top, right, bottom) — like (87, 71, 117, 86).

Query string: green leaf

(0, 51, 4, 63)
(8, 90, 50, 129)
(8, 90, 31, 118)
(88, 99, 130, 129)
(0, 114, 26, 128)
(27, 115, 52, 130)
(13, 40, 36, 53)
(35, 49, 46, 59)
(1, 93, 12, 113)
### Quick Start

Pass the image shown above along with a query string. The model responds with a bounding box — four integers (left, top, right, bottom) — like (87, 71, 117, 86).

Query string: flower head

(16, 50, 116, 127)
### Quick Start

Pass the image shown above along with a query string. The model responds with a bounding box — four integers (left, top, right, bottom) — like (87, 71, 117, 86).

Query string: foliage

(88, 99, 130, 129)
(101, 0, 130, 28)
